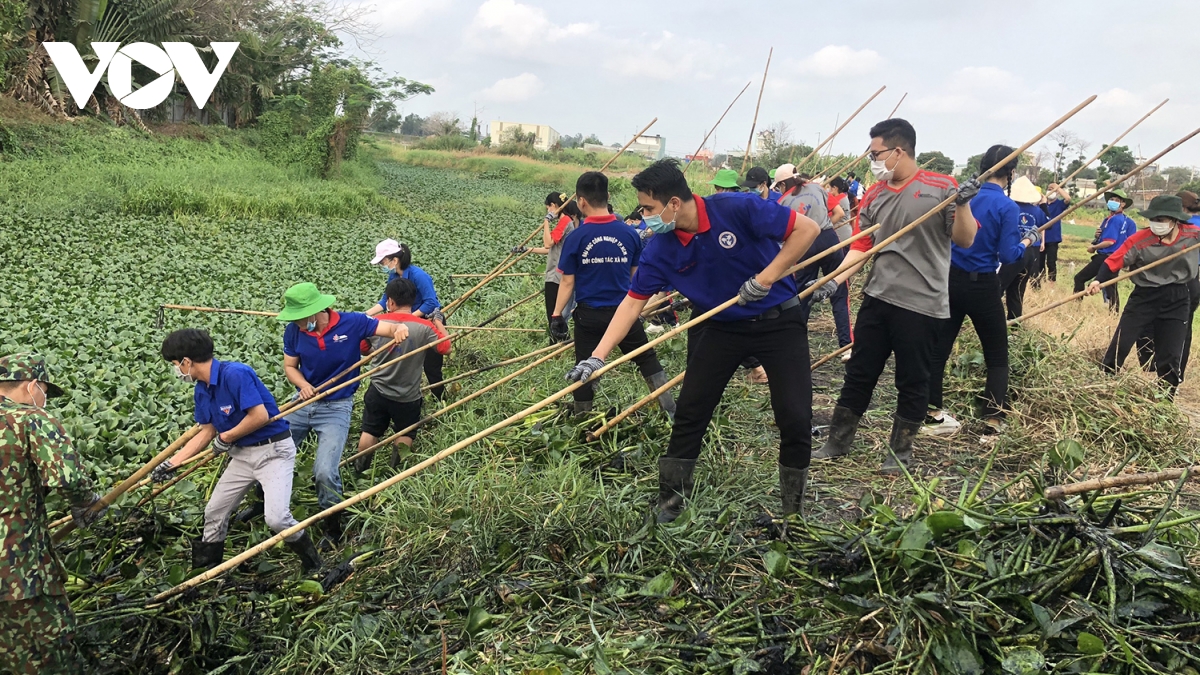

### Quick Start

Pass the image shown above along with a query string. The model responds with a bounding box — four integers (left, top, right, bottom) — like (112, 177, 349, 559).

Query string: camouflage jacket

(0, 397, 94, 601)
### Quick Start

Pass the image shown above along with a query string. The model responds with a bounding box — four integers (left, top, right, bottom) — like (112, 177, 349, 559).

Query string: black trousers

(572, 304, 663, 402)
(838, 295, 941, 422)
(669, 305, 812, 469)
(1135, 277, 1200, 380)
(544, 281, 560, 320)
(1074, 252, 1119, 311)
(1102, 284, 1190, 391)
(999, 246, 1037, 320)
(1034, 241, 1060, 282)
(424, 350, 444, 399)
(929, 268, 1009, 419)
(797, 228, 853, 347)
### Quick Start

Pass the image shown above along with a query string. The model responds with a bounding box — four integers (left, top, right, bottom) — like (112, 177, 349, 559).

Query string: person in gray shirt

(809, 118, 980, 474)
(353, 277, 452, 472)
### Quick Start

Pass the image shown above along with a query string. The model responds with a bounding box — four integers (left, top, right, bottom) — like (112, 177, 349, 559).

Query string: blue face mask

(305, 320, 317, 332)
(642, 202, 677, 234)
(1107, 200, 1121, 212)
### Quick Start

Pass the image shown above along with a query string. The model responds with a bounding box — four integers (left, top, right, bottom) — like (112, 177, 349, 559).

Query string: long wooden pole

(587, 370, 685, 441)
(448, 273, 537, 279)
(1010, 241, 1200, 325)
(151, 100, 1093, 601)
(341, 342, 576, 468)
(160, 304, 278, 317)
(683, 81, 752, 175)
(793, 86, 887, 173)
(1056, 99, 1169, 187)
(1045, 465, 1198, 501)
(420, 343, 564, 394)
(442, 326, 542, 333)
(1038, 126, 1200, 234)
(444, 119, 658, 315)
(740, 47, 773, 174)
(810, 342, 854, 371)
(819, 92, 907, 187)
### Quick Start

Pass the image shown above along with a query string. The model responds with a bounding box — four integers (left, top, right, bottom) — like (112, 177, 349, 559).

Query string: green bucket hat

(709, 168, 741, 189)
(0, 353, 64, 397)
(1138, 195, 1190, 223)
(277, 283, 337, 322)
(1104, 188, 1133, 208)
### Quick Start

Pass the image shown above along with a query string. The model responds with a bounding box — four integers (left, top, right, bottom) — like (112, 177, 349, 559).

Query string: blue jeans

(286, 397, 353, 509)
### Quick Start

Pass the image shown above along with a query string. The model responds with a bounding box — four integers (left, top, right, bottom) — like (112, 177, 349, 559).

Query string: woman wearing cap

(367, 240, 446, 397)
(998, 176, 1048, 320)
(1074, 189, 1136, 312)
(775, 163, 854, 353)
(827, 177, 856, 243)
(515, 192, 581, 328)
(742, 166, 782, 202)
(1088, 195, 1200, 394)
(279, 282, 409, 545)
(926, 147, 1039, 436)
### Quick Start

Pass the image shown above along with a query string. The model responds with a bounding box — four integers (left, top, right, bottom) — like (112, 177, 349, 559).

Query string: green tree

(916, 151, 954, 175)
(1100, 144, 1137, 175)
(583, 134, 602, 145)
(958, 154, 983, 181)
(399, 113, 425, 136)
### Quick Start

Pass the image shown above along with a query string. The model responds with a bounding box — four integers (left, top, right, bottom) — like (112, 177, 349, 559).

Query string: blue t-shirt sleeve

(411, 268, 441, 314)
(347, 312, 380, 339)
(193, 386, 210, 425)
(629, 251, 669, 299)
(558, 231, 581, 276)
(740, 195, 797, 242)
(282, 324, 299, 357)
(226, 365, 267, 413)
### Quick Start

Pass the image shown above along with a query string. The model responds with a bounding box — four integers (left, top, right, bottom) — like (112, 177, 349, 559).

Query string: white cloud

(604, 31, 723, 82)
(948, 66, 1021, 92)
(1096, 87, 1147, 109)
(349, 0, 450, 34)
(480, 72, 543, 102)
(464, 0, 597, 58)
(794, 45, 884, 78)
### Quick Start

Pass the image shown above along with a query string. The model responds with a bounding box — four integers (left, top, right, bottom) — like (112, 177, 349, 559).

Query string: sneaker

(841, 350, 852, 362)
(646, 323, 666, 335)
(982, 418, 1007, 435)
(746, 366, 769, 385)
(920, 411, 961, 436)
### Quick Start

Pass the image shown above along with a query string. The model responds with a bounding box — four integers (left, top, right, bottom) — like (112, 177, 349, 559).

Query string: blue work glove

(566, 357, 605, 383)
(737, 276, 771, 306)
(806, 279, 839, 303)
(955, 176, 982, 205)
(548, 315, 570, 343)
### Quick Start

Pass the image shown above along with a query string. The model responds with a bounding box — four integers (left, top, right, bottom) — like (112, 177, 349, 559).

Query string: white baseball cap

(771, 163, 796, 190)
(371, 238, 403, 265)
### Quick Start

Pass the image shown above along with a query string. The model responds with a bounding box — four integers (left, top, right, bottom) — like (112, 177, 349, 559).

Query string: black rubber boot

(881, 415, 922, 475)
(656, 457, 697, 523)
(573, 400, 593, 416)
(644, 371, 677, 421)
(235, 484, 265, 524)
(191, 538, 225, 570)
(811, 406, 861, 460)
(353, 450, 374, 475)
(285, 531, 323, 573)
(319, 512, 343, 551)
(779, 464, 809, 516)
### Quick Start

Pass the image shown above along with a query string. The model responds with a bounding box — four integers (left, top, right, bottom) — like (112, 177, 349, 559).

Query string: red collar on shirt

(583, 214, 618, 224)
(675, 193, 712, 246)
(300, 310, 341, 350)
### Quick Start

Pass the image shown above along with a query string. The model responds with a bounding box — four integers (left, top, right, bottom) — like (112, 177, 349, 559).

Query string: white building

(490, 121, 560, 151)
(627, 134, 667, 160)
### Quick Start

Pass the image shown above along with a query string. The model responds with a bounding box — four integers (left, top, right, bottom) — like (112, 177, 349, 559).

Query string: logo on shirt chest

(718, 231, 738, 249)
(219, 405, 233, 415)
(331, 334, 349, 343)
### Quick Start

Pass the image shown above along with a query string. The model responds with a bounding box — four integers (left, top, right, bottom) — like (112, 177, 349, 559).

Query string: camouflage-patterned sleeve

(27, 411, 94, 506)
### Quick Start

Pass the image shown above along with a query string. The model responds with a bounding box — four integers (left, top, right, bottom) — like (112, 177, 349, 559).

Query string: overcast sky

(345, 0, 1200, 169)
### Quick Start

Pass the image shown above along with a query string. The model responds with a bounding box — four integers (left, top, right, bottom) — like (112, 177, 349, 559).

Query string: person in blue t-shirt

(151, 329, 322, 573)
(277, 282, 408, 545)
(741, 166, 782, 202)
(565, 159, 820, 520)
(998, 176, 1048, 320)
(367, 240, 447, 398)
(1073, 189, 1136, 312)
(549, 171, 676, 418)
(926, 147, 1039, 437)
(1036, 183, 1071, 282)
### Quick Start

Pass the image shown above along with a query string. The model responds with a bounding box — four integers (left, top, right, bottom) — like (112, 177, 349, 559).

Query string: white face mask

(27, 382, 46, 410)
(1149, 221, 1176, 237)
(869, 148, 898, 183)
(173, 360, 195, 384)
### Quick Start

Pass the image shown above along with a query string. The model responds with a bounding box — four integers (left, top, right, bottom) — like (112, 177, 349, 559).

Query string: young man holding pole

(549, 171, 676, 418)
(1073, 189, 1136, 312)
(0, 353, 103, 675)
(566, 159, 821, 520)
(352, 278, 452, 473)
(812, 118, 979, 473)
(152, 329, 322, 573)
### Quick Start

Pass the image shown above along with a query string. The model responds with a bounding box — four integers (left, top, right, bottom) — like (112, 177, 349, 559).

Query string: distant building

(490, 121, 560, 151)
(628, 134, 667, 160)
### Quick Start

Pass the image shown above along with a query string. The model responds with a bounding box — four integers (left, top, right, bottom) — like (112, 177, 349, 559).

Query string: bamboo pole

(740, 47, 773, 174)
(1045, 465, 1197, 501)
(136, 452, 221, 507)
(683, 81, 752, 175)
(793, 86, 887, 173)
(151, 100, 1093, 601)
(442, 325, 542, 333)
(1010, 241, 1200, 325)
(448, 273, 537, 279)
(587, 371, 685, 441)
(339, 342, 576, 468)
(810, 342, 853, 372)
(1056, 99, 1168, 187)
(1038, 126, 1200, 234)
(818, 92, 906, 187)
(54, 425, 203, 541)
(421, 343, 564, 394)
(444, 119, 658, 316)
(160, 304, 278, 317)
